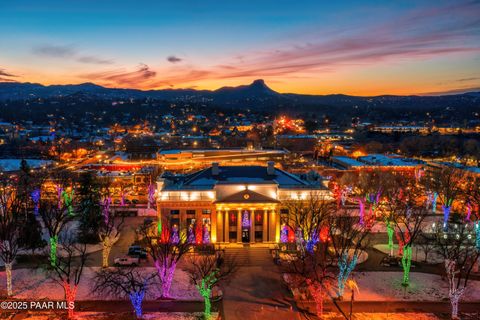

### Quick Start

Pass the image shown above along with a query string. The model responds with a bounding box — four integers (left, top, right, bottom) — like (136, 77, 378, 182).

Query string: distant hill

(0, 79, 478, 109)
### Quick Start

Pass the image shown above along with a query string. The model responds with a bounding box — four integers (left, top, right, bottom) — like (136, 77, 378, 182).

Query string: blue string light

(337, 252, 358, 297)
(129, 288, 145, 318)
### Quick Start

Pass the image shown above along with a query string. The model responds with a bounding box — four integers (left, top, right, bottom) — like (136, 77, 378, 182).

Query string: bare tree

(48, 230, 89, 319)
(463, 174, 480, 221)
(39, 199, 75, 266)
(92, 267, 157, 319)
(98, 208, 124, 268)
(417, 230, 437, 263)
(0, 177, 21, 296)
(186, 250, 237, 319)
(425, 166, 465, 227)
(328, 212, 371, 298)
(388, 185, 429, 287)
(433, 221, 480, 320)
(283, 192, 335, 255)
(282, 238, 338, 319)
(339, 170, 385, 227)
(138, 218, 191, 298)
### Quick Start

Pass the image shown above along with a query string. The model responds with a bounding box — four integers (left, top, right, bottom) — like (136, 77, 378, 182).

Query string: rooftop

(161, 165, 324, 190)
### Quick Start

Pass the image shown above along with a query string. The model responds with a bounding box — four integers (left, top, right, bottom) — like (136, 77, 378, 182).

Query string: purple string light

(242, 211, 250, 227)
(31, 189, 41, 215)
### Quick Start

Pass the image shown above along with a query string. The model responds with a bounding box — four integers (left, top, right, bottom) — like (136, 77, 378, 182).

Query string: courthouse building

(156, 162, 331, 244)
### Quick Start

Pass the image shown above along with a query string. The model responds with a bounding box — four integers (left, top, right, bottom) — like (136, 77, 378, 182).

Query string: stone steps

(224, 247, 272, 266)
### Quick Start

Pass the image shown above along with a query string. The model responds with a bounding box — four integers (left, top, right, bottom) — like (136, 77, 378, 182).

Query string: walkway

(221, 245, 301, 320)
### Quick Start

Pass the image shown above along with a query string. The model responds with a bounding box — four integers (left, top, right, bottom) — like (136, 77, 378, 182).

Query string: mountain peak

(247, 79, 277, 96)
(251, 79, 266, 86)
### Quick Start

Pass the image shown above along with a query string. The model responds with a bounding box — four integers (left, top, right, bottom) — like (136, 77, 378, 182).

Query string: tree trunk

(50, 235, 58, 267)
(155, 259, 176, 298)
(202, 290, 212, 319)
(129, 290, 145, 319)
(401, 245, 412, 287)
(63, 282, 77, 319)
(5, 262, 13, 296)
(102, 237, 113, 268)
(449, 288, 465, 320)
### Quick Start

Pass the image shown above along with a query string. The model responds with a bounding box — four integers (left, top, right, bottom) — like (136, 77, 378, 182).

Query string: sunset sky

(0, 0, 479, 96)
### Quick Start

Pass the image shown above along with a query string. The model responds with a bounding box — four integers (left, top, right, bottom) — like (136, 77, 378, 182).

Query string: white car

(114, 256, 139, 267)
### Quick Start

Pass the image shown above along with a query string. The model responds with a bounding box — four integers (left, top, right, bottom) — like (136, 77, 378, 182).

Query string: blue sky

(0, 0, 479, 95)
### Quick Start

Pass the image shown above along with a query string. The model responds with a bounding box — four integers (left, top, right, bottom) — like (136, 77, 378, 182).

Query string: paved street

(88, 216, 145, 267)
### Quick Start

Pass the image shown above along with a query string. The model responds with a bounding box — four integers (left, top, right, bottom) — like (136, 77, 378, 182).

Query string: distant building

(369, 126, 429, 134)
(157, 148, 288, 170)
(331, 154, 424, 171)
(124, 136, 159, 160)
(276, 134, 317, 152)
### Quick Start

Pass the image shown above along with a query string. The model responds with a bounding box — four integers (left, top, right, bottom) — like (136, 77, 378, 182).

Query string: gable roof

(214, 189, 280, 204)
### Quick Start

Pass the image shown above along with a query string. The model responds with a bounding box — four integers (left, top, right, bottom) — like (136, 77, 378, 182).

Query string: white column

(223, 211, 229, 243)
(262, 210, 268, 242)
(250, 209, 255, 243)
(236, 210, 242, 243)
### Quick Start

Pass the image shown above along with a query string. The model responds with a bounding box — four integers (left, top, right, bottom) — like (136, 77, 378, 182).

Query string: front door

(242, 228, 250, 243)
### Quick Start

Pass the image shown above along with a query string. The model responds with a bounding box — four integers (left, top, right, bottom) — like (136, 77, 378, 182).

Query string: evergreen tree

(19, 213, 46, 255)
(17, 159, 32, 214)
(77, 172, 102, 243)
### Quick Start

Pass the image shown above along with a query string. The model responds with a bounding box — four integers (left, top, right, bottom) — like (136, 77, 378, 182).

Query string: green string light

(196, 270, 218, 318)
(386, 220, 394, 254)
(157, 218, 162, 236)
(50, 235, 58, 266)
(401, 245, 412, 286)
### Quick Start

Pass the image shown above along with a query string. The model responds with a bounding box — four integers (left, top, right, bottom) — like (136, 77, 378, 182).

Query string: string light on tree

(62, 281, 78, 319)
(171, 225, 179, 244)
(358, 198, 365, 226)
(203, 224, 210, 244)
(102, 196, 111, 225)
(337, 252, 358, 297)
(280, 224, 289, 243)
(386, 220, 395, 256)
(466, 202, 472, 221)
(187, 224, 196, 244)
(401, 245, 413, 286)
(147, 184, 155, 210)
(432, 192, 438, 213)
(56, 186, 63, 209)
(129, 288, 146, 319)
(30, 189, 40, 216)
(62, 189, 74, 216)
(50, 235, 58, 266)
(242, 211, 250, 227)
(475, 222, 480, 251)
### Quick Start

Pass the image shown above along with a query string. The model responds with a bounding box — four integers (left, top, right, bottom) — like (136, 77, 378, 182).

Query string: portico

(215, 203, 280, 244)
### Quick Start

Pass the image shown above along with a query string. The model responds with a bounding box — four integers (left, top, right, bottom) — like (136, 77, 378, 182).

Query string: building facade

(156, 162, 331, 244)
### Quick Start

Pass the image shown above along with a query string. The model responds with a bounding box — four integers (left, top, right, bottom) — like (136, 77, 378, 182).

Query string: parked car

(114, 256, 139, 267)
(128, 245, 148, 259)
